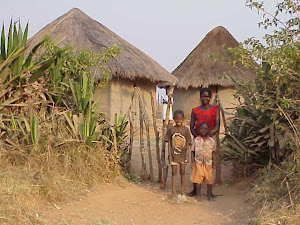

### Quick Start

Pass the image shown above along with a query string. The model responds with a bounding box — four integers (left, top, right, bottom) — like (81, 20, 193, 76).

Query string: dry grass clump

(249, 158, 300, 225)
(0, 143, 121, 225)
(0, 165, 41, 225)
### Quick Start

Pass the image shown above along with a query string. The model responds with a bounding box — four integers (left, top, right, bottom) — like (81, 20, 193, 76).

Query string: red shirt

(192, 106, 218, 135)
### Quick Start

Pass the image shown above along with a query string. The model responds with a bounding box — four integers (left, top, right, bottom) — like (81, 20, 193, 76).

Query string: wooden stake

(145, 120, 154, 181)
(150, 91, 162, 183)
(128, 109, 134, 172)
(160, 86, 174, 189)
(213, 94, 222, 184)
(127, 90, 136, 172)
(219, 103, 228, 134)
(139, 96, 148, 179)
(160, 135, 168, 189)
(215, 128, 222, 184)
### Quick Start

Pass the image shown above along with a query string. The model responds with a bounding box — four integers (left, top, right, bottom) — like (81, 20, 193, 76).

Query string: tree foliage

(224, 0, 300, 171)
(223, 2, 300, 223)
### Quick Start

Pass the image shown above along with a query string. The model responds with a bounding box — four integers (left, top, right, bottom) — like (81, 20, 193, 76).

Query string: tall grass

(0, 143, 121, 225)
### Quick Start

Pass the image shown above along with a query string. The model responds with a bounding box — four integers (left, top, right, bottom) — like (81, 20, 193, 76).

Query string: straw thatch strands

(172, 26, 255, 120)
(28, 8, 177, 119)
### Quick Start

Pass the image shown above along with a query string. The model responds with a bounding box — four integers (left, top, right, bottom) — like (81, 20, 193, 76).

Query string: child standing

(188, 87, 219, 197)
(164, 110, 191, 198)
(190, 122, 216, 201)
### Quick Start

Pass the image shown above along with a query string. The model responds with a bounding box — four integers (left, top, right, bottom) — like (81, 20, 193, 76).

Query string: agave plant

(0, 22, 64, 150)
(224, 68, 298, 168)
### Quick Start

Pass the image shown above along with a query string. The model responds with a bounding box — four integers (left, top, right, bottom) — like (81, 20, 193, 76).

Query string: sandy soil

(42, 180, 251, 225)
(41, 121, 252, 225)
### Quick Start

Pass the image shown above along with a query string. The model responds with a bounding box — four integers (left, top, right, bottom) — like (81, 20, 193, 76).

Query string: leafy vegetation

(223, 0, 299, 224)
(224, 0, 299, 169)
(0, 21, 127, 225)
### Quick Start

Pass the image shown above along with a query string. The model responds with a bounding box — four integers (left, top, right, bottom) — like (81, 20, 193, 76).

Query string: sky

(1, 0, 280, 73)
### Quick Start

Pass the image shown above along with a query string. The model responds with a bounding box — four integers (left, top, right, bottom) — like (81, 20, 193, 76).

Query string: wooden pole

(150, 91, 162, 183)
(215, 127, 222, 184)
(145, 120, 154, 181)
(219, 103, 228, 134)
(213, 93, 222, 184)
(160, 86, 174, 189)
(139, 96, 148, 180)
(216, 101, 228, 184)
(128, 112, 134, 172)
(127, 90, 137, 172)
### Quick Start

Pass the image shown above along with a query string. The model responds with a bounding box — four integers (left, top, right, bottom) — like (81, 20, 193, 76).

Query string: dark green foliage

(224, 0, 299, 171)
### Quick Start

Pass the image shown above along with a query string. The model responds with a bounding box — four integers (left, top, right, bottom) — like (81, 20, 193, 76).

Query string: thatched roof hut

(28, 8, 177, 119)
(173, 26, 254, 88)
(172, 26, 255, 121)
(28, 8, 177, 85)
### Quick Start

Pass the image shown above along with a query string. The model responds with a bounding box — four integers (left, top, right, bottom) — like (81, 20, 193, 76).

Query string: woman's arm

(190, 111, 198, 138)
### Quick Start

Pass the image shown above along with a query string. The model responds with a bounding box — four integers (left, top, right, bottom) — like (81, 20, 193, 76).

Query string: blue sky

(2, 0, 278, 72)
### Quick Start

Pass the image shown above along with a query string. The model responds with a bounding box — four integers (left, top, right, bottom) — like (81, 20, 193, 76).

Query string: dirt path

(42, 121, 252, 224)
(42, 179, 251, 225)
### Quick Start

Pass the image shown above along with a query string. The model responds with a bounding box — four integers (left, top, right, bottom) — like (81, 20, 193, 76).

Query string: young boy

(164, 110, 191, 198)
(190, 122, 216, 201)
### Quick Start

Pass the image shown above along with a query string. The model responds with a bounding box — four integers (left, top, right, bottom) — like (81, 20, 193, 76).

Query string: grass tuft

(0, 143, 121, 225)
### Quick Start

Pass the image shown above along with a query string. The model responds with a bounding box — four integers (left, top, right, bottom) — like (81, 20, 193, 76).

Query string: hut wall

(173, 88, 200, 119)
(217, 87, 237, 134)
(217, 86, 237, 117)
(94, 78, 155, 123)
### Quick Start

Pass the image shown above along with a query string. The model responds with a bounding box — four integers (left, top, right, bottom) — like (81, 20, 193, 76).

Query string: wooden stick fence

(150, 91, 162, 183)
(136, 87, 154, 181)
(128, 87, 155, 181)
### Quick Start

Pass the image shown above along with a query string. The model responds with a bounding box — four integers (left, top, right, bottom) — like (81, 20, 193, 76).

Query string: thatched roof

(28, 8, 177, 85)
(172, 26, 255, 89)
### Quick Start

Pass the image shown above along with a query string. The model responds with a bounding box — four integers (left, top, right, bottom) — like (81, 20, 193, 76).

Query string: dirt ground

(41, 121, 253, 225)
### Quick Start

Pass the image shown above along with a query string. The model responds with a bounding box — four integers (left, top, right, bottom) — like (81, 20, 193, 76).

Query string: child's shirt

(164, 126, 191, 163)
(191, 136, 216, 165)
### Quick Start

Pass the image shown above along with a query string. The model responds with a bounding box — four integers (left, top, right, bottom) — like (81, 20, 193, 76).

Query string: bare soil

(41, 121, 252, 225)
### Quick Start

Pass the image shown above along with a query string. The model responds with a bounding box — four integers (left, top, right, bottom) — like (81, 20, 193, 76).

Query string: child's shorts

(190, 163, 213, 184)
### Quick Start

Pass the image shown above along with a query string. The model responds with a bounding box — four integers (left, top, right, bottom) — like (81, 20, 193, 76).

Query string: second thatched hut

(172, 26, 255, 121)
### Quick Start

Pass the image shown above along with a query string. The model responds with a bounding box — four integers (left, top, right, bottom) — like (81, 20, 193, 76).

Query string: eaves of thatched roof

(27, 8, 177, 85)
(172, 26, 255, 89)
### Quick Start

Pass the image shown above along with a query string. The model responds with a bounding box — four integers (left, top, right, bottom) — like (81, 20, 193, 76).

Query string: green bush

(222, 1, 300, 224)
(224, 0, 300, 170)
